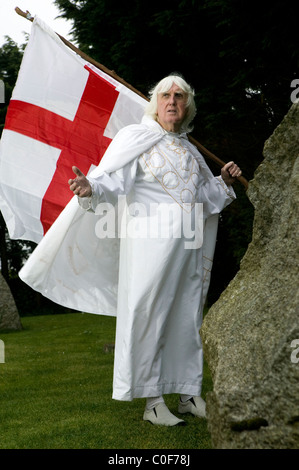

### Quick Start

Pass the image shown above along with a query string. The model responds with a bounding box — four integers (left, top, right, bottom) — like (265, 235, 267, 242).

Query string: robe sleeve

(78, 159, 139, 212)
(199, 175, 236, 218)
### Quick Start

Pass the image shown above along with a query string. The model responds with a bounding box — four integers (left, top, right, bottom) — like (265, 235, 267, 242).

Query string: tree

(0, 36, 25, 135)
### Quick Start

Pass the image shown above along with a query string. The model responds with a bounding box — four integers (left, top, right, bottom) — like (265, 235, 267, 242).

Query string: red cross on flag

(0, 17, 146, 243)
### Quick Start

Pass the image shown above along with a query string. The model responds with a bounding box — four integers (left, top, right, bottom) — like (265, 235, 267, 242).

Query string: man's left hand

(221, 161, 242, 186)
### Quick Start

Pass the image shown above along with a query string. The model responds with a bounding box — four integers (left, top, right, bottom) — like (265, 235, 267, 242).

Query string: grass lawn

(0, 312, 213, 449)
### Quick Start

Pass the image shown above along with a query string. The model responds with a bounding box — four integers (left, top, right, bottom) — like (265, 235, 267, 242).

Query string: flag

(0, 17, 146, 243)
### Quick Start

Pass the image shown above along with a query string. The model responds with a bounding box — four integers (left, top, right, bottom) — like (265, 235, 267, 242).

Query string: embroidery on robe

(141, 138, 202, 213)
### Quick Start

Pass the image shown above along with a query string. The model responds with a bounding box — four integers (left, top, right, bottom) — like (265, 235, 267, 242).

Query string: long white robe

(20, 116, 235, 401)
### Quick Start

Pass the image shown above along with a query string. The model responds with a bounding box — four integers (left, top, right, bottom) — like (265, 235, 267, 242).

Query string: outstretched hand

(68, 166, 92, 197)
(221, 161, 242, 186)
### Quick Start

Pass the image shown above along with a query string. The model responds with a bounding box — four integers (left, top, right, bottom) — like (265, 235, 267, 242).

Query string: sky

(0, 0, 74, 46)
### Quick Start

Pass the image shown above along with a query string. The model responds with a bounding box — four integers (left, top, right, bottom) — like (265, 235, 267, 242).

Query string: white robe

(19, 116, 235, 401)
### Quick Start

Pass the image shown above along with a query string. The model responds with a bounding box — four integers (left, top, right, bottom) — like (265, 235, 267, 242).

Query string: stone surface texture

(201, 102, 299, 449)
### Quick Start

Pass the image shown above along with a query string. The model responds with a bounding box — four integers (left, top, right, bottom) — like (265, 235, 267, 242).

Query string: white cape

(19, 117, 219, 315)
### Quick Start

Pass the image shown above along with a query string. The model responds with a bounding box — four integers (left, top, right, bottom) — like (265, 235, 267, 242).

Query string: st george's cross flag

(0, 17, 146, 244)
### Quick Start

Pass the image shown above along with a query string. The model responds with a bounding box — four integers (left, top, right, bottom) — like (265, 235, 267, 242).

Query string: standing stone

(201, 102, 299, 449)
(0, 272, 22, 331)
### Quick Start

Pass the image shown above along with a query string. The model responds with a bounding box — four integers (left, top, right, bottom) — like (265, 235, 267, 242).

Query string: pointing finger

(72, 166, 85, 177)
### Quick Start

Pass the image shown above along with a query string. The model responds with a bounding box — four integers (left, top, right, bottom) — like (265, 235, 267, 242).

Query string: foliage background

(0, 0, 298, 313)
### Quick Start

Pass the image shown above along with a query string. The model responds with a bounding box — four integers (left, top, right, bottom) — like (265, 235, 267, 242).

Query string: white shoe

(178, 396, 206, 418)
(143, 402, 186, 426)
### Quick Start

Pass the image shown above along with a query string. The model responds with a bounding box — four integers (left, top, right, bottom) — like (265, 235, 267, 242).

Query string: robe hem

(112, 383, 202, 401)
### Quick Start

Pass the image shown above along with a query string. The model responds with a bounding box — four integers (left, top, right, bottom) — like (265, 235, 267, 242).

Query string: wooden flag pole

(15, 7, 248, 189)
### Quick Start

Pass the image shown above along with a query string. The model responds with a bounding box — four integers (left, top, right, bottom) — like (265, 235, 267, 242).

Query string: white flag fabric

(0, 17, 146, 243)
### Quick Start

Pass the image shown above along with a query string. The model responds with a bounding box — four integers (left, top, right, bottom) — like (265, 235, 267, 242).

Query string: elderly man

(68, 74, 242, 426)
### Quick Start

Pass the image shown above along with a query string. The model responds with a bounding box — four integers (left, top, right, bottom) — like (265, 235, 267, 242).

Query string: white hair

(144, 75, 197, 133)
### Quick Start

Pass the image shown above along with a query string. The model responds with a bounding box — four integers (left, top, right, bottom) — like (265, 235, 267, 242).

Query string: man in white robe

(67, 75, 242, 426)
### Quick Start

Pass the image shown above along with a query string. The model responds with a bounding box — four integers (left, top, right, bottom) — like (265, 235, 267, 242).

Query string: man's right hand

(68, 166, 92, 197)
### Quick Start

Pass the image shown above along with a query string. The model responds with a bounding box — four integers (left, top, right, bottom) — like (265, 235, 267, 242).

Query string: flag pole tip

(15, 7, 34, 21)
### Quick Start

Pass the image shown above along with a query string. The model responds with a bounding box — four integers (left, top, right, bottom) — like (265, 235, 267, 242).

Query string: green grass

(0, 313, 213, 449)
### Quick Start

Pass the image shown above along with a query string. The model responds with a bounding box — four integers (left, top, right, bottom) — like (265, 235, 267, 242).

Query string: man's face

(157, 83, 187, 132)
